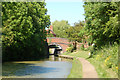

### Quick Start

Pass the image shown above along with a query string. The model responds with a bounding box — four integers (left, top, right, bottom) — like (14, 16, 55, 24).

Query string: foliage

(80, 44, 84, 50)
(66, 21, 85, 42)
(88, 58, 118, 78)
(52, 20, 71, 38)
(68, 44, 72, 47)
(88, 43, 118, 78)
(2, 2, 50, 61)
(47, 33, 54, 37)
(85, 46, 92, 51)
(84, 2, 119, 47)
(66, 46, 74, 53)
(94, 43, 118, 74)
(65, 21, 85, 51)
(63, 47, 118, 78)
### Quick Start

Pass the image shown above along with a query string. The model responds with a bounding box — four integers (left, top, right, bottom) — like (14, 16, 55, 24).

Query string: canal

(2, 55, 72, 78)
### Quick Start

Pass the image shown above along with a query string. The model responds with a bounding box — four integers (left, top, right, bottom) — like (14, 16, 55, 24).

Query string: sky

(45, 0, 85, 26)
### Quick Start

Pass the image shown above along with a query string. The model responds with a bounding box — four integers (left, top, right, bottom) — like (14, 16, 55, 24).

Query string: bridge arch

(48, 43, 62, 55)
(47, 37, 71, 53)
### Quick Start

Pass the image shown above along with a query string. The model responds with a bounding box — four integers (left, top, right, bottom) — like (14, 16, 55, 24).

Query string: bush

(86, 46, 92, 51)
(94, 42, 118, 73)
(66, 46, 74, 53)
(83, 46, 93, 51)
(80, 44, 84, 50)
(83, 48, 88, 51)
(68, 44, 72, 47)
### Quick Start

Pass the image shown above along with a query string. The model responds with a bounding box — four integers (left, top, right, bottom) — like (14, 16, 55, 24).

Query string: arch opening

(48, 43, 62, 56)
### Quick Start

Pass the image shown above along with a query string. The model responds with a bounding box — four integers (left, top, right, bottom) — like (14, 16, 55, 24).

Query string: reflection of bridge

(47, 37, 71, 54)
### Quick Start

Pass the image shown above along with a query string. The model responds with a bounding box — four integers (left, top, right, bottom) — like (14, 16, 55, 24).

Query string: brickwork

(50, 25, 53, 31)
(47, 37, 89, 53)
(47, 37, 71, 53)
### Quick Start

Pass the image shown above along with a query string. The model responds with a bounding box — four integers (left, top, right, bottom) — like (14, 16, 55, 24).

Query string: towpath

(59, 55, 98, 78)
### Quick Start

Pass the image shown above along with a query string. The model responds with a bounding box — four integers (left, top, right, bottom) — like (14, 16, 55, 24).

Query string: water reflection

(49, 55, 62, 61)
(2, 56, 72, 78)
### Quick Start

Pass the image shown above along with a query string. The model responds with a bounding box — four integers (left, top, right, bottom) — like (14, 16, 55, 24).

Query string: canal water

(2, 55, 72, 78)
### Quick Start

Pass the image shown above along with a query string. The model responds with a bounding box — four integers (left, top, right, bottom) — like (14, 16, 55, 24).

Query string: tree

(2, 2, 50, 61)
(52, 20, 71, 38)
(66, 21, 85, 42)
(84, 2, 119, 47)
(66, 21, 85, 50)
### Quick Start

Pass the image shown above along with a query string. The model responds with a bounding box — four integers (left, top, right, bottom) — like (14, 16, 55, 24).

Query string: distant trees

(2, 2, 50, 61)
(65, 21, 85, 50)
(52, 20, 71, 38)
(66, 21, 85, 43)
(84, 2, 119, 47)
(48, 20, 85, 51)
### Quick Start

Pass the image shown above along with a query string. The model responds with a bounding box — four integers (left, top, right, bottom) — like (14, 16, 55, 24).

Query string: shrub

(66, 46, 74, 53)
(80, 44, 84, 50)
(68, 44, 72, 47)
(94, 42, 118, 73)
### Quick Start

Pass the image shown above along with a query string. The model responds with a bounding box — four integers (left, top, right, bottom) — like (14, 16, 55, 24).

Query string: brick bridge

(47, 37, 71, 53)
(46, 25, 89, 54)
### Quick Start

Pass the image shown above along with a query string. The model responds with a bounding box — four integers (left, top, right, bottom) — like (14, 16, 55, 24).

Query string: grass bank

(63, 50, 89, 59)
(67, 58, 82, 78)
(63, 51, 88, 78)
(63, 44, 118, 78)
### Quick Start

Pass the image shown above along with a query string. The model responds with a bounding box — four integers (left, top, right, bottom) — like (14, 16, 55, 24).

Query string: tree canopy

(2, 2, 50, 61)
(84, 2, 119, 47)
(52, 20, 71, 38)
(66, 21, 85, 43)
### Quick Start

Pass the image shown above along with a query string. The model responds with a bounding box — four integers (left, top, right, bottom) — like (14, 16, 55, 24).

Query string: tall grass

(87, 42, 118, 78)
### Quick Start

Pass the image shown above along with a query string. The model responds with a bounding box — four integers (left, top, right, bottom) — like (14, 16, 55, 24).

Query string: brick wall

(47, 37, 71, 53)
(47, 37, 89, 53)
(50, 25, 53, 32)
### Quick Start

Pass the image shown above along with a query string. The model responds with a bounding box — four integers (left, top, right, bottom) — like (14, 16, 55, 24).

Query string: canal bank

(58, 54, 98, 78)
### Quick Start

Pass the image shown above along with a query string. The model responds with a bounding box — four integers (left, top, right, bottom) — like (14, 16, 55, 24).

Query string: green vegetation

(89, 43, 118, 78)
(2, 2, 50, 62)
(63, 43, 118, 78)
(66, 47, 73, 53)
(65, 21, 85, 43)
(80, 2, 119, 78)
(1, 1, 119, 78)
(42, 2, 119, 78)
(84, 2, 119, 47)
(63, 50, 89, 59)
(67, 58, 82, 78)
(65, 21, 85, 51)
(51, 20, 71, 38)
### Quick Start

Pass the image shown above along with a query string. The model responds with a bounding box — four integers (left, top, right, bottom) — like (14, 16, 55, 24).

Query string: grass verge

(67, 58, 82, 78)
(87, 57, 118, 78)
(63, 50, 89, 59)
